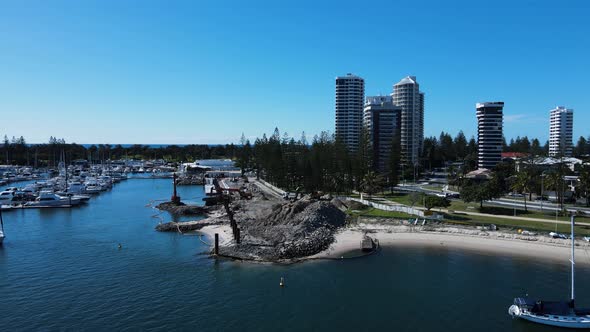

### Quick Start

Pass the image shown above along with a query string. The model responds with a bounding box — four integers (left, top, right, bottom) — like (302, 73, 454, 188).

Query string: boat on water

(508, 214, 590, 328)
(0, 208, 5, 245)
(24, 192, 82, 208)
(55, 192, 91, 203)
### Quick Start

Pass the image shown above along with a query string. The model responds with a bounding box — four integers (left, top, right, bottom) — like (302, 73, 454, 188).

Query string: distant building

(364, 96, 402, 172)
(476, 102, 504, 169)
(549, 106, 574, 157)
(465, 168, 493, 181)
(391, 76, 424, 166)
(517, 156, 582, 173)
(335, 74, 365, 152)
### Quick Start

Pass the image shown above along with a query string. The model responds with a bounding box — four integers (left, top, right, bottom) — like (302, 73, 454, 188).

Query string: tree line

(0, 135, 239, 167)
(458, 158, 590, 209)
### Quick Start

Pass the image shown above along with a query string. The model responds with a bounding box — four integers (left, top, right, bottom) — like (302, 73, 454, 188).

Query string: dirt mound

(156, 202, 208, 216)
(220, 198, 346, 261)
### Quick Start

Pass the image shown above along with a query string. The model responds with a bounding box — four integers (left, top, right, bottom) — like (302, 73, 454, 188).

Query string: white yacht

(67, 181, 87, 194)
(0, 191, 23, 206)
(84, 180, 102, 194)
(0, 208, 5, 245)
(24, 192, 81, 207)
(508, 215, 590, 328)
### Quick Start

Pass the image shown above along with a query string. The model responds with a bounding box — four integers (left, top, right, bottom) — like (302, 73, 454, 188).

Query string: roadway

(396, 183, 590, 215)
(369, 196, 590, 227)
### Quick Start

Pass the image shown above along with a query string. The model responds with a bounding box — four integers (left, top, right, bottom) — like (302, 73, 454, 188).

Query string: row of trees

(420, 133, 590, 174)
(459, 159, 590, 209)
(501, 135, 590, 156)
(0, 135, 239, 166)
(421, 131, 477, 170)
(235, 129, 394, 194)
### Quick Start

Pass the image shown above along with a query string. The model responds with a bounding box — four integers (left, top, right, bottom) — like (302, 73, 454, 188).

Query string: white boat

(55, 192, 91, 203)
(0, 191, 16, 205)
(24, 192, 81, 207)
(508, 215, 590, 328)
(0, 209, 5, 245)
(84, 179, 102, 194)
(67, 182, 87, 194)
(0, 191, 28, 206)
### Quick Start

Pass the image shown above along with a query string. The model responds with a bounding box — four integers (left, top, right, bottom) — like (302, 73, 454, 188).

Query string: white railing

(256, 179, 286, 196)
(344, 197, 425, 217)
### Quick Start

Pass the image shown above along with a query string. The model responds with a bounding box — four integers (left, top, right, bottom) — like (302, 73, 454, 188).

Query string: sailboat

(508, 214, 590, 328)
(0, 208, 5, 245)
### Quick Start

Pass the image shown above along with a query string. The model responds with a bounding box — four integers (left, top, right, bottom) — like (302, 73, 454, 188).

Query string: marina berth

(24, 192, 82, 208)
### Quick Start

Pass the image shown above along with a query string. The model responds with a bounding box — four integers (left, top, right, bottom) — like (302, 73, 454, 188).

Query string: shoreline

(196, 222, 590, 265)
(311, 223, 590, 265)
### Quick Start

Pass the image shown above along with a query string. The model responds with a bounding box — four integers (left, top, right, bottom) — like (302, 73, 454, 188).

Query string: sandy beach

(198, 224, 233, 246)
(197, 221, 590, 265)
(311, 222, 590, 265)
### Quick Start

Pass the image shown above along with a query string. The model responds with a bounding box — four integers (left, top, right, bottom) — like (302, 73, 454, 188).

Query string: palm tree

(578, 166, 590, 207)
(545, 172, 563, 206)
(512, 170, 532, 212)
(545, 170, 564, 210)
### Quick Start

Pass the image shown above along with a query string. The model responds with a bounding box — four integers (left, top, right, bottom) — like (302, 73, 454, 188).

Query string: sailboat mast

(571, 214, 575, 304)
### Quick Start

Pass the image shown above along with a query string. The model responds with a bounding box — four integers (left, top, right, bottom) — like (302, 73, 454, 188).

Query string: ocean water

(1, 179, 589, 331)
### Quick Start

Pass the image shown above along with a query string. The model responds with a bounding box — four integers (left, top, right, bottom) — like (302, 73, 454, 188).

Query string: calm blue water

(1, 179, 589, 331)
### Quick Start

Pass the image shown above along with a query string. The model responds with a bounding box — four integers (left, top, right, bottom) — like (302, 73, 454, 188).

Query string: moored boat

(0, 208, 5, 245)
(508, 214, 590, 328)
(24, 192, 81, 208)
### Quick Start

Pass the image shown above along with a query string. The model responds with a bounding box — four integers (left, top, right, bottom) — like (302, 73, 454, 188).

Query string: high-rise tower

(549, 106, 574, 157)
(476, 102, 504, 169)
(335, 74, 365, 152)
(391, 76, 424, 165)
(364, 96, 402, 172)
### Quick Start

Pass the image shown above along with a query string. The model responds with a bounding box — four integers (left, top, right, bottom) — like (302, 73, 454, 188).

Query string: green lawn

(382, 192, 417, 206)
(386, 192, 590, 223)
(422, 184, 443, 190)
(347, 207, 417, 219)
(346, 206, 590, 235)
(444, 212, 590, 236)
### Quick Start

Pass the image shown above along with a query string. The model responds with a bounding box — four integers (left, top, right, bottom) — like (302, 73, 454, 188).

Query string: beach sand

(197, 221, 590, 265)
(311, 223, 590, 265)
(198, 224, 233, 246)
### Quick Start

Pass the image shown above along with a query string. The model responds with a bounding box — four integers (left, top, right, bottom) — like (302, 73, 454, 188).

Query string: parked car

(550, 232, 569, 239)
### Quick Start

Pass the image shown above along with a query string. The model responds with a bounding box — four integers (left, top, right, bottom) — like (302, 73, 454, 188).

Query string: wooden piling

(214, 233, 219, 255)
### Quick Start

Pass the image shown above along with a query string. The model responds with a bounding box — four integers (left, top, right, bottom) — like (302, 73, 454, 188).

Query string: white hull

(509, 216, 590, 329)
(25, 199, 81, 207)
(517, 312, 590, 328)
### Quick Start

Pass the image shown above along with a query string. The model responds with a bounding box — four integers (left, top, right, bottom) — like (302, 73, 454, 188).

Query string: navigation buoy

(280, 277, 285, 287)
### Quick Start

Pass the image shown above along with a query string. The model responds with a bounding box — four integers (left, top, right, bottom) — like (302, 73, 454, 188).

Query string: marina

(0, 159, 210, 210)
(0, 177, 589, 331)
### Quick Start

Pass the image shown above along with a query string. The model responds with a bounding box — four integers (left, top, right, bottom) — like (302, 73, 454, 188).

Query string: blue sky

(0, 0, 588, 144)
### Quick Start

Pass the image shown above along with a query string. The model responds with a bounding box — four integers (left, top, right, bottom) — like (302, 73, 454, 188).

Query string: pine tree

(386, 132, 401, 193)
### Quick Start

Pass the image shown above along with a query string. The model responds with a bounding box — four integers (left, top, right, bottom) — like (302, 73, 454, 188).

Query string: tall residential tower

(549, 106, 574, 157)
(391, 76, 424, 165)
(476, 102, 504, 169)
(335, 74, 365, 152)
(364, 96, 401, 172)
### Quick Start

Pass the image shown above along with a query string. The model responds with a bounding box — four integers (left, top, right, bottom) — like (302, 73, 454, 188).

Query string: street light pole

(541, 172, 545, 213)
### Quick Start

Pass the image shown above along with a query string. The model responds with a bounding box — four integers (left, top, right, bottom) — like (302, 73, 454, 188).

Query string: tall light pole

(541, 172, 546, 213)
